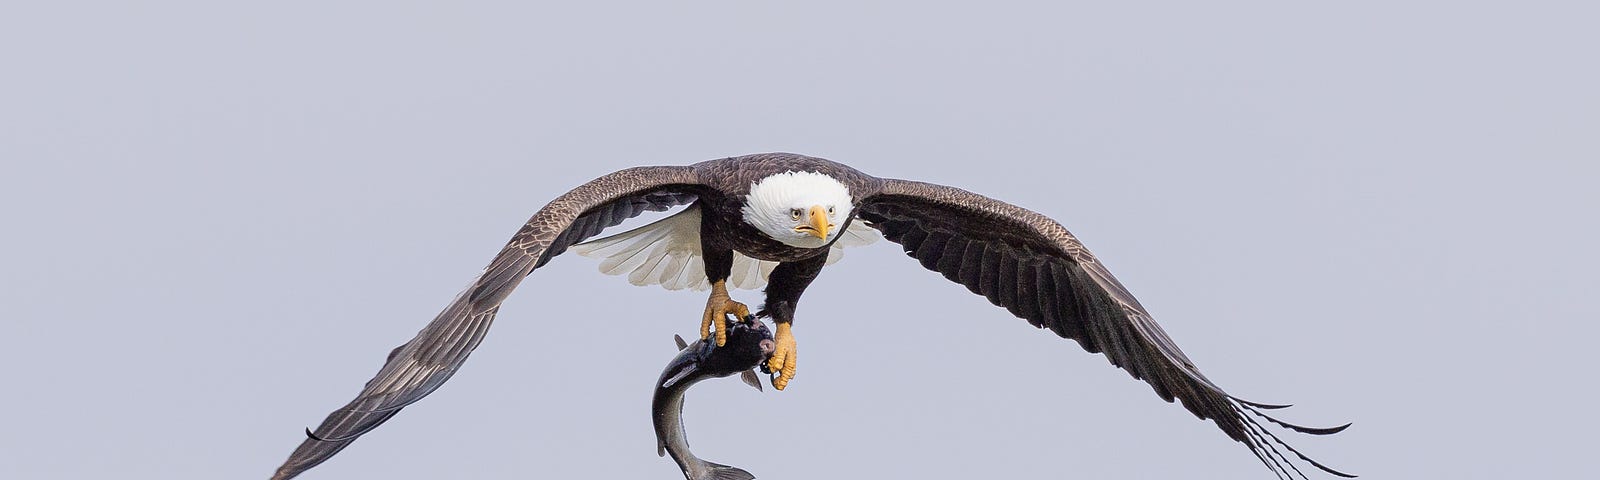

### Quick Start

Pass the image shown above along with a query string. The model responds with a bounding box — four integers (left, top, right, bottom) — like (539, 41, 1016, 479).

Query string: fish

(653, 316, 775, 480)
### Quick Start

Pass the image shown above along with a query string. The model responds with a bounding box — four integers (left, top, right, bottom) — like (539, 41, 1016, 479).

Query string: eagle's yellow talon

(700, 280, 748, 347)
(768, 323, 798, 390)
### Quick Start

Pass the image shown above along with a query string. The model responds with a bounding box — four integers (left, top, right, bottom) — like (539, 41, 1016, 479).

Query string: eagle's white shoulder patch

(571, 207, 880, 291)
(569, 206, 710, 291)
(822, 220, 879, 264)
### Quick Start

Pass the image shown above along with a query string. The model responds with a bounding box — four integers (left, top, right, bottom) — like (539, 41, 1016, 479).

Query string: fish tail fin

(694, 460, 756, 480)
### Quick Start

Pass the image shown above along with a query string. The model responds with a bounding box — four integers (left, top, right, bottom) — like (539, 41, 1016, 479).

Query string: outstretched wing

(856, 179, 1352, 480)
(272, 166, 705, 480)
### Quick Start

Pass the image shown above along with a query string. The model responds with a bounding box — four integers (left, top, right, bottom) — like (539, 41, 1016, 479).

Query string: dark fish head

(659, 317, 773, 389)
(697, 318, 775, 376)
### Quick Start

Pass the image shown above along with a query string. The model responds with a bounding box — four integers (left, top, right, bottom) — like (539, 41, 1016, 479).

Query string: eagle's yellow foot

(700, 280, 750, 347)
(766, 322, 798, 390)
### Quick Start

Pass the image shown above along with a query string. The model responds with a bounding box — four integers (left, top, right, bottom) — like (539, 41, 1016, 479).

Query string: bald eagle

(274, 153, 1351, 479)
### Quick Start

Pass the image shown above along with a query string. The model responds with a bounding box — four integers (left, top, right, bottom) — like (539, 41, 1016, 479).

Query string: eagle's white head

(742, 171, 854, 249)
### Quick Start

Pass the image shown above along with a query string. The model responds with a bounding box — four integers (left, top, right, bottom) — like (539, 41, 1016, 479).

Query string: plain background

(2, 1, 1596, 479)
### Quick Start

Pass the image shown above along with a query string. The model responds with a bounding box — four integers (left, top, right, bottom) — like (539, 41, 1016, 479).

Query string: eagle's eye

(827, 205, 835, 215)
(789, 208, 803, 220)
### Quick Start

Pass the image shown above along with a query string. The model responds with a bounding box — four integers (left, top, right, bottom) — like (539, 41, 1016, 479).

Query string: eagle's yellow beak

(805, 205, 830, 239)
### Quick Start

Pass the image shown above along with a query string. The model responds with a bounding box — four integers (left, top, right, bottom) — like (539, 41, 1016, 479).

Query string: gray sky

(2, 1, 1596, 479)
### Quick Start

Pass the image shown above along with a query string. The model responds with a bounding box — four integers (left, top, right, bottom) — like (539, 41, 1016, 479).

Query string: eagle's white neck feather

(741, 171, 854, 249)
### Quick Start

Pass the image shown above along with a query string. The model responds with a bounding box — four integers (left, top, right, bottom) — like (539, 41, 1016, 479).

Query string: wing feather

(272, 166, 703, 480)
(978, 244, 1002, 304)
(957, 241, 985, 289)
(857, 179, 1350, 479)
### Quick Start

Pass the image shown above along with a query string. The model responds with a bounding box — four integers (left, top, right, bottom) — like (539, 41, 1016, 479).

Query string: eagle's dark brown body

(273, 153, 1351, 480)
